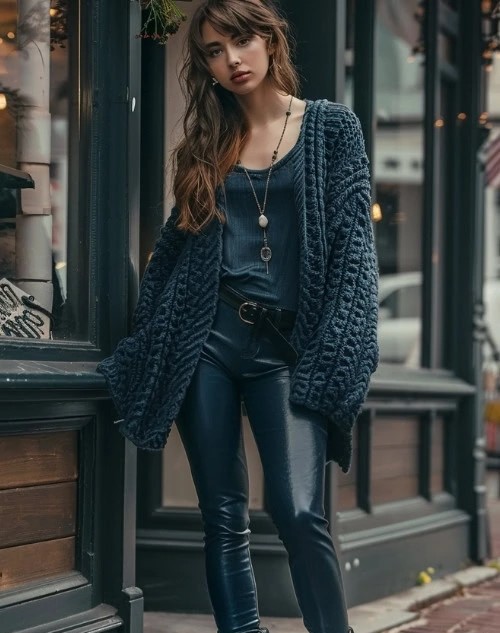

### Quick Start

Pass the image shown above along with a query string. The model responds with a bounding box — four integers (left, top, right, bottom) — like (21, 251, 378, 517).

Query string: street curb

(348, 565, 499, 633)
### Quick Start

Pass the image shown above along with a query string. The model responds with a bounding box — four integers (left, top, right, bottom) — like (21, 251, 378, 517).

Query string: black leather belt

(218, 283, 298, 364)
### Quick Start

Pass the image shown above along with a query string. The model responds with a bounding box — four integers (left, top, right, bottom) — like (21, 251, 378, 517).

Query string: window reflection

(374, 0, 424, 367)
(0, 1, 74, 340)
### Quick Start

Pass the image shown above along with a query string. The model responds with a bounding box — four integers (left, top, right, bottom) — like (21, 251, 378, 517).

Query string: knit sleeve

(290, 105, 379, 467)
(131, 207, 187, 333)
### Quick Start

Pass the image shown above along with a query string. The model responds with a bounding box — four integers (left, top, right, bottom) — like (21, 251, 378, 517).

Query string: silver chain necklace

(237, 95, 293, 274)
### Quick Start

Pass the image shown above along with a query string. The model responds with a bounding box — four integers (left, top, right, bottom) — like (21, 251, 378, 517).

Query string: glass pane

(0, 1, 82, 340)
(485, 50, 500, 358)
(374, 0, 424, 367)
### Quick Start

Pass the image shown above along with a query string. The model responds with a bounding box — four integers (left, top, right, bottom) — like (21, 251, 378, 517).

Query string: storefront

(135, 0, 492, 614)
(0, 1, 142, 632)
(0, 1, 495, 630)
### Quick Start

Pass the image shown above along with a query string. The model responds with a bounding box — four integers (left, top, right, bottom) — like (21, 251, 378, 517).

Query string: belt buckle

(238, 301, 258, 325)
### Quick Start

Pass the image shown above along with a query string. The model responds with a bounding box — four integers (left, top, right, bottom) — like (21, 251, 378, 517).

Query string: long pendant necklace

(237, 94, 293, 274)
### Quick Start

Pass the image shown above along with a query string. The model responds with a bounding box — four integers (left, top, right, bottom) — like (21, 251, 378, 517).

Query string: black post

(421, 0, 439, 369)
(454, 0, 488, 562)
(353, 0, 376, 165)
(97, 0, 144, 628)
(140, 38, 166, 277)
(281, 0, 338, 101)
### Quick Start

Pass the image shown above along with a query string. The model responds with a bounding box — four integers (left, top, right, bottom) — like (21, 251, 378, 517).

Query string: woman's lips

(231, 71, 251, 83)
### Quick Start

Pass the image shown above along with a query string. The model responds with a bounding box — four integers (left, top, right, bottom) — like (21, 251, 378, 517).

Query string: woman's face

(201, 21, 272, 95)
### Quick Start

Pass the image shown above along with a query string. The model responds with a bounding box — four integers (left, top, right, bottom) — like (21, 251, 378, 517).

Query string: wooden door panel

(0, 482, 77, 548)
(372, 475, 419, 504)
(0, 537, 75, 591)
(0, 432, 78, 490)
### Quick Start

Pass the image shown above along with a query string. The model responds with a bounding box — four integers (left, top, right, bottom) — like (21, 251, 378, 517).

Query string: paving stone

(347, 609, 418, 633)
(451, 566, 498, 588)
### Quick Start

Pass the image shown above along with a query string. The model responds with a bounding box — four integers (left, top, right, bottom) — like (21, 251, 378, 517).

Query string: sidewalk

(144, 476, 500, 633)
(385, 574, 500, 633)
(382, 474, 500, 633)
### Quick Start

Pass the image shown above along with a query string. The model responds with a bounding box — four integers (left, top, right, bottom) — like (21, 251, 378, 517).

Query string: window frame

(0, 0, 136, 361)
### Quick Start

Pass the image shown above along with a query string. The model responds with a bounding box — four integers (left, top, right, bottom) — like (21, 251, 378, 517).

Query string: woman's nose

(227, 47, 241, 67)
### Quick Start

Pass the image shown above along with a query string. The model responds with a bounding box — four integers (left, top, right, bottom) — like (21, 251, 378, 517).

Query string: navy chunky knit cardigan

(97, 99, 379, 473)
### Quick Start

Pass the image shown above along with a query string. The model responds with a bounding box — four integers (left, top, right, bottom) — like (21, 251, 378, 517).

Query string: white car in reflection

(378, 271, 500, 365)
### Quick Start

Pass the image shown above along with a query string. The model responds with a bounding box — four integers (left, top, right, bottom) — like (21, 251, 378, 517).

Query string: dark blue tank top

(219, 139, 302, 311)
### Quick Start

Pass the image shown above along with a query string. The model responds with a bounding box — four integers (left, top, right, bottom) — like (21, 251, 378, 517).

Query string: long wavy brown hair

(172, 0, 300, 234)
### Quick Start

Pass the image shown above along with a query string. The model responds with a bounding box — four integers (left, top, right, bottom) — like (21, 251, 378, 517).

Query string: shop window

(0, 1, 86, 341)
(379, 281, 422, 320)
(345, 0, 425, 367)
(373, 0, 425, 367)
(484, 58, 500, 352)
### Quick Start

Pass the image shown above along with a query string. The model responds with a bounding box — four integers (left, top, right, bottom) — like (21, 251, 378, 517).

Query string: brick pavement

(386, 477, 500, 633)
(386, 575, 500, 633)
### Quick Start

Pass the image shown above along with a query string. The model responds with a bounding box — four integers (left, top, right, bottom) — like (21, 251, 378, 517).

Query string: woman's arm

(131, 207, 188, 333)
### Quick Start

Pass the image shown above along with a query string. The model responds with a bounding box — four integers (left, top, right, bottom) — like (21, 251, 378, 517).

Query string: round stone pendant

(258, 214, 269, 228)
(260, 246, 272, 262)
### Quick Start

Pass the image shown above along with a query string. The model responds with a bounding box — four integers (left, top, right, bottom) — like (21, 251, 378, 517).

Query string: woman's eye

(238, 37, 251, 46)
(208, 48, 222, 58)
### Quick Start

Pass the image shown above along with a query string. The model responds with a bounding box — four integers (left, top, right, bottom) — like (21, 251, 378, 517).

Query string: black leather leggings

(176, 297, 349, 633)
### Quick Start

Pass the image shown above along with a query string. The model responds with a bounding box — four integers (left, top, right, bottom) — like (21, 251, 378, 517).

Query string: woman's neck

(235, 85, 291, 129)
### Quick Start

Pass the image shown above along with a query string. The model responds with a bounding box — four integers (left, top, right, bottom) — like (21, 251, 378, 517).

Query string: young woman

(98, 1, 379, 632)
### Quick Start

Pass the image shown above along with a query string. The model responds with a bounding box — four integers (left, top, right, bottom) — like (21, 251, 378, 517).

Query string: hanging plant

(50, 0, 68, 51)
(138, 0, 187, 44)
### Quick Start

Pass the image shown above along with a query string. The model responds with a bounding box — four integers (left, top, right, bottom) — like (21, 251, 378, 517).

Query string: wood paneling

(372, 476, 419, 504)
(0, 432, 78, 490)
(339, 427, 358, 510)
(372, 418, 419, 447)
(162, 424, 198, 509)
(338, 485, 357, 510)
(0, 537, 75, 591)
(0, 431, 79, 592)
(0, 482, 77, 548)
(431, 417, 445, 494)
(371, 417, 420, 505)
(372, 446, 419, 479)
